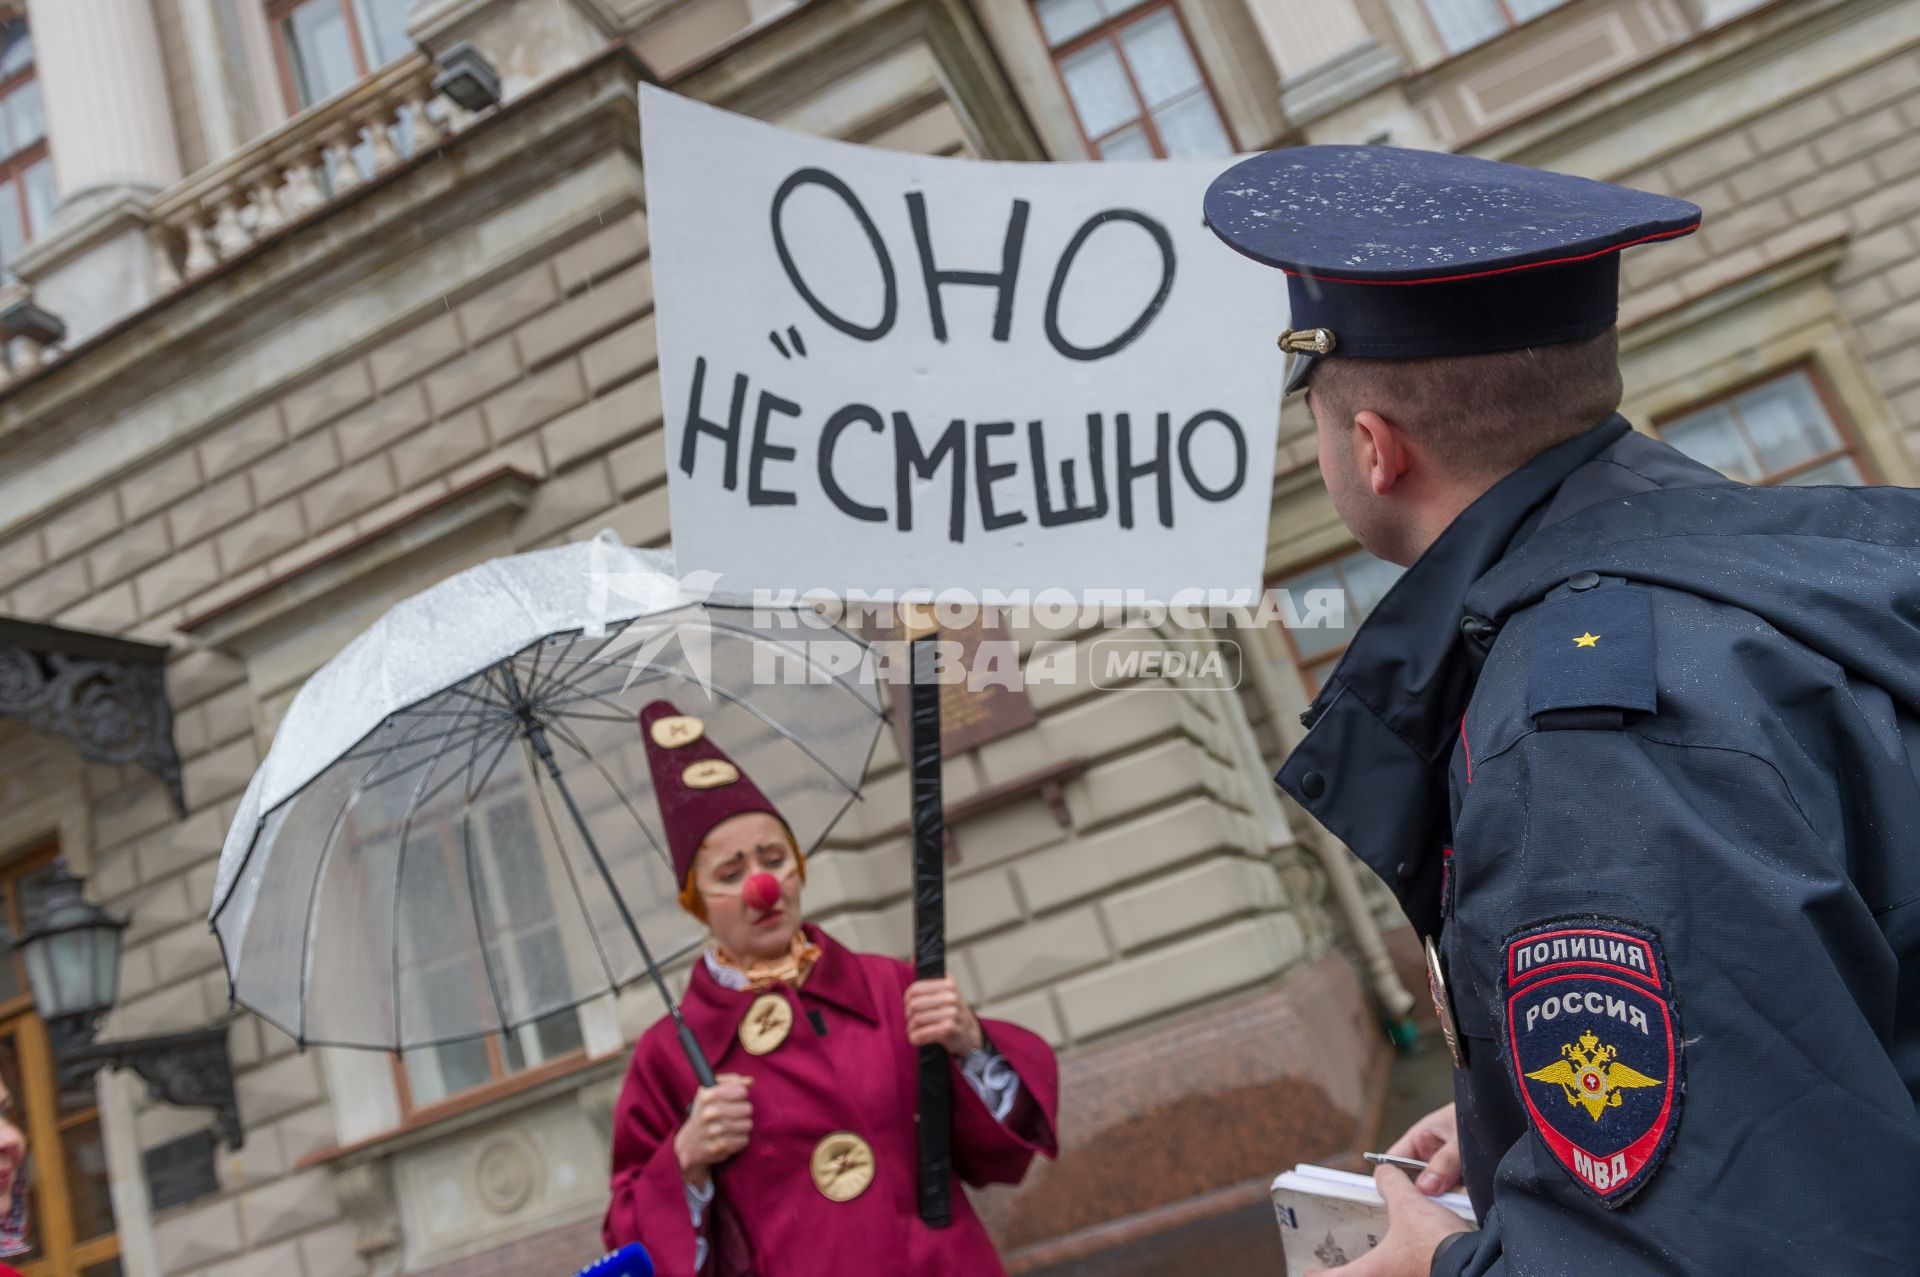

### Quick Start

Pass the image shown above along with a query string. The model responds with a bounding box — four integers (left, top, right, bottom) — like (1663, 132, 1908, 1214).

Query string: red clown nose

(742, 873, 782, 912)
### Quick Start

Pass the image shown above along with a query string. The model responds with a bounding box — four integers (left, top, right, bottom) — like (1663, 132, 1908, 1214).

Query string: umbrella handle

(679, 1018, 716, 1088)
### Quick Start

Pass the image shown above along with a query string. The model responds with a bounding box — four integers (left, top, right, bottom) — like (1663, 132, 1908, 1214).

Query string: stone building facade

(0, 1, 1913, 1275)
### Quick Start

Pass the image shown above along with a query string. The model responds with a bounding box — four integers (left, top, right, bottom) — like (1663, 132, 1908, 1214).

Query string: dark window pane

(2, 80, 43, 157)
(63, 1118, 116, 1243)
(1736, 374, 1840, 474)
(355, 0, 413, 66)
(1782, 455, 1863, 486)
(283, 1, 360, 107)
(1118, 9, 1202, 109)
(1035, 0, 1104, 45)
(1424, 0, 1509, 53)
(1280, 563, 1347, 661)
(1097, 125, 1153, 160)
(0, 178, 22, 278)
(1153, 92, 1230, 158)
(0, 884, 21, 1005)
(0, 21, 29, 80)
(402, 1035, 494, 1106)
(1059, 42, 1138, 139)
(502, 1007, 584, 1072)
(1662, 404, 1757, 480)
(13, 862, 56, 924)
(21, 156, 52, 242)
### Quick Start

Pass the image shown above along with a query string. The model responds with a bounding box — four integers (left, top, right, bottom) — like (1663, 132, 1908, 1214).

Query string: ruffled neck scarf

(707, 929, 821, 992)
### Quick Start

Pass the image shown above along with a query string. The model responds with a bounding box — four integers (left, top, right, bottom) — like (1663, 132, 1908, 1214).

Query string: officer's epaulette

(1527, 576, 1656, 730)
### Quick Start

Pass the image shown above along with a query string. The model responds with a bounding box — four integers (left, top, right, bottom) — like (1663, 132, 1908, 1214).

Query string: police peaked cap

(1203, 145, 1702, 392)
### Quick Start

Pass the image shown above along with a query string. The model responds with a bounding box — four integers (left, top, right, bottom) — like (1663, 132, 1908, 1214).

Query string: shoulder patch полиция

(1503, 917, 1683, 1207)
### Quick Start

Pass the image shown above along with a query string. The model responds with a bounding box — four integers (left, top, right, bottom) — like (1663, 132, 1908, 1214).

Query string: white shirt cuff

(685, 1176, 714, 1271)
(959, 1042, 1022, 1122)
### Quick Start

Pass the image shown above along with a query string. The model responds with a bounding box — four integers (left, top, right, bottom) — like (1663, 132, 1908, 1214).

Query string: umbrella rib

(346, 719, 499, 783)
(363, 706, 511, 723)
(526, 626, 590, 702)
(532, 620, 631, 701)
(464, 727, 520, 806)
(531, 613, 881, 719)
(451, 668, 527, 723)
(387, 703, 500, 1051)
(521, 736, 622, 994)
(522, 636, 547, 708)
(401, 717, 509, 813)
(460, 790, 516, 1046)
(294, 709, 442, 1046)
(441, 678, 518, 714)
(707, 608, 885, 704)
(524, 631, 576, 703)
(545, 665, 869, 799)
(598, 610, 883, 706)
(528, 708, 634, 724)
(544, 717, 677, 874)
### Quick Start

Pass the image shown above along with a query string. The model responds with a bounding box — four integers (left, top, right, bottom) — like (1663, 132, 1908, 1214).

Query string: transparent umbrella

(208, 531, 882, 1080)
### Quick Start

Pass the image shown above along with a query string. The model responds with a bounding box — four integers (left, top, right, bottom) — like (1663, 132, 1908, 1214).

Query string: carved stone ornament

(57, 1020, 244, 1149)
(473, 1134, 541, 1215)
(0, 619, 185, 814)
(332, 1158, 405, 1277)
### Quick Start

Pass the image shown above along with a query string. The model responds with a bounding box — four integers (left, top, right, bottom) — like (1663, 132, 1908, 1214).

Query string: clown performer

(603, 700, 1059, 1275)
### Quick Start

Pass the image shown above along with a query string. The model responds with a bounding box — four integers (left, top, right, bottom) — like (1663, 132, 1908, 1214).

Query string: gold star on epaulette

(1573, 632, 1601, 648)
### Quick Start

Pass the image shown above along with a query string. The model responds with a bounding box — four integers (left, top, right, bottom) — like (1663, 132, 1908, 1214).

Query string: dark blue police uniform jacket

(1277, 415, 1920, 1275)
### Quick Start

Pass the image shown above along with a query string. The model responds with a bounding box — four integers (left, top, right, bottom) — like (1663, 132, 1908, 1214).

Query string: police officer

(1205, 145, 1920, 1276)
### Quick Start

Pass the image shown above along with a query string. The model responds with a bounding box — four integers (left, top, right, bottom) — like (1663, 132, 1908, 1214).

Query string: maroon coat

(603, 925, 1058, 1276)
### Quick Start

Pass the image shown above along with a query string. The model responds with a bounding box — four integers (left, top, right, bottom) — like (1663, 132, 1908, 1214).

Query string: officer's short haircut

(1311, 328, 1623, 479)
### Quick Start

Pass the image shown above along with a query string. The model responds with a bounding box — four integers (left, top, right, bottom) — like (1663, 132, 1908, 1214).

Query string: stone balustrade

(147, 53, 477, 292)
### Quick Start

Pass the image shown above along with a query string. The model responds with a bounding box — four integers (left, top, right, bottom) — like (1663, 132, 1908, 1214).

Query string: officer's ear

(1352, 410, 1414, 496)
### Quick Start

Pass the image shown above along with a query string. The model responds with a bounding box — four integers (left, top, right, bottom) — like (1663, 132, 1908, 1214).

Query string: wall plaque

(880, 612, 1037, 758)
(145, 1129, 220, 1211)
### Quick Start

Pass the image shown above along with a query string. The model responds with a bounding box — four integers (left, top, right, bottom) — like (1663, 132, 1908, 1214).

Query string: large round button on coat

(1569, 570, 1601, 591)
(1301, 771, 1327, 800)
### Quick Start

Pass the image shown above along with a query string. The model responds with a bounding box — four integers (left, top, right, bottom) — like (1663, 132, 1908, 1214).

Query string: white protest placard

(640, 85, 1286, 603)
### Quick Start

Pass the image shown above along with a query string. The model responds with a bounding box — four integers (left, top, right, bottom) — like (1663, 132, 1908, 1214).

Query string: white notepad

(1270, 1164, 1477, 1272)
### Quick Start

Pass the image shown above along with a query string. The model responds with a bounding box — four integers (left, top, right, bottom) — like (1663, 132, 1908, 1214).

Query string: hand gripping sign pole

(907, 612, 952, 1227)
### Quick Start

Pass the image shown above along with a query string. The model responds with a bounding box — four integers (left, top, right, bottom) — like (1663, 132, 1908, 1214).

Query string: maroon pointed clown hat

(639, 699, 782, 887)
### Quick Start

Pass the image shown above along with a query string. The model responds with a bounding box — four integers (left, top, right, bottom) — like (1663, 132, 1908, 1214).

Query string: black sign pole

(910, 628, 953, 1227)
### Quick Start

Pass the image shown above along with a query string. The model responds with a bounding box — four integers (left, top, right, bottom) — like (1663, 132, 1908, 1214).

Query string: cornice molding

(1278, 38, 1406, 130)
(1465, 0, 1909, 168)
(178, 466, 539, 653)
(0, 48, 646, 542)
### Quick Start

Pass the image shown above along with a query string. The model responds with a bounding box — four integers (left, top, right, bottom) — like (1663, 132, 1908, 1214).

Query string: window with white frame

(269, 0, 413, 112)
(1273, 548, 1405, 694)
(1033, 0, 1234, 160)
(1420, 0, 1572, 56)
(0, 17, 51, 282)
(1657, 367, 1870, 487)
(382, 784, 587, 1113)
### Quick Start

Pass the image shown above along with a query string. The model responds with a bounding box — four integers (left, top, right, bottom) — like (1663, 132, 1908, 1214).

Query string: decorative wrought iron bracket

(0, 618, 185, 815)
(53, 1016, 243, 1149)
